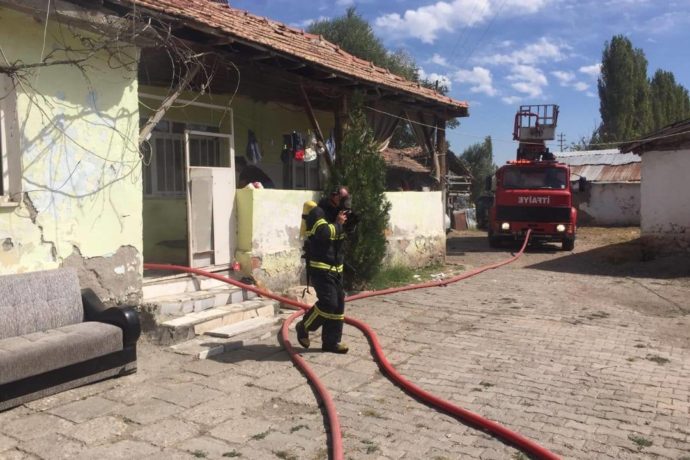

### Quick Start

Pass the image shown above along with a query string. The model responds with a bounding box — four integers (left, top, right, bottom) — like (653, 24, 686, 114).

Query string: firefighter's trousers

(302, 268, 345, 346)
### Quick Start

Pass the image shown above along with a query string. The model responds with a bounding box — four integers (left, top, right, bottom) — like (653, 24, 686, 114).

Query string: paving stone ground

(1, 228, 689, 459)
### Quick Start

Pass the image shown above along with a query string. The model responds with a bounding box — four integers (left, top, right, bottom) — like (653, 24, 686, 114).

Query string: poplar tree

(597, 35, 651, 142)
(650, 69, 690, 130)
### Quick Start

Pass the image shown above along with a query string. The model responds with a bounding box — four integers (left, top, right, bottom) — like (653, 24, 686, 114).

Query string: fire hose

(144, 229, 561, 460)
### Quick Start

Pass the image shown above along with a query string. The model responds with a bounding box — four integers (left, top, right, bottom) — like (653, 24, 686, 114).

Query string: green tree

(650, 69, 690, 130)
(308, 7, 417, 80)
(597, 35, 651, 142)
(308, 8, 458, 149)
(328, 95, 391, 288)
(460, 137, 495, 203)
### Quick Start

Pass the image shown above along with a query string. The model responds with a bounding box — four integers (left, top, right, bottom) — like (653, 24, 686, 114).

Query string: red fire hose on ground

(144, 229, 561, 460)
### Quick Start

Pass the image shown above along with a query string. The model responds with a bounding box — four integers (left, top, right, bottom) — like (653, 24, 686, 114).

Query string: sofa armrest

(82, 288, 141, 347)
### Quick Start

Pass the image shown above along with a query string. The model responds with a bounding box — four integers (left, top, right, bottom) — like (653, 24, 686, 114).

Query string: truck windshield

(502, 167, 567, 190)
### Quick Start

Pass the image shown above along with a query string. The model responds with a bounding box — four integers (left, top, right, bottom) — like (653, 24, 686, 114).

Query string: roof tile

(122, 0, 468, 113)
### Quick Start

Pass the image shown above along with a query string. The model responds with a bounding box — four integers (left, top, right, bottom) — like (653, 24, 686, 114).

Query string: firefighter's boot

(296, 320, 310, 349)
(322, 342, 348, 354)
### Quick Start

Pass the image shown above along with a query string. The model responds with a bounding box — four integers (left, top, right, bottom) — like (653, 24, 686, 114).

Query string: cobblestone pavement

(1, 229, 689, 459)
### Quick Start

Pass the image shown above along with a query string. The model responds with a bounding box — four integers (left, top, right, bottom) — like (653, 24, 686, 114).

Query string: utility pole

(557, 133, 566, 152)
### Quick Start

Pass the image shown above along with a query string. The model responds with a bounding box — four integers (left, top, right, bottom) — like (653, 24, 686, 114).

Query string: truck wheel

(562, 237, 574, 251)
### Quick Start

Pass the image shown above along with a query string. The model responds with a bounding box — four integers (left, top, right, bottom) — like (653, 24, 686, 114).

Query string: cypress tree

(328, 95, 391, 288)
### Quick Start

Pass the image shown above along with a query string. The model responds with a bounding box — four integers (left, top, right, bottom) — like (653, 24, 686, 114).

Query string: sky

(229, 0, 690, 166)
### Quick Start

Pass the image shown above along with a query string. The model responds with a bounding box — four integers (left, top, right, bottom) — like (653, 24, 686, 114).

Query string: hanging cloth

(304, 132, 317, 162)
(325, 129, 336, 163)
(292, 131, 305, 162)
(246, 129, 262, 164)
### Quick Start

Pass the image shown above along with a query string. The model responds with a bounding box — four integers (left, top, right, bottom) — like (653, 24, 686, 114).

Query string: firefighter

(296, 186, 351, 354)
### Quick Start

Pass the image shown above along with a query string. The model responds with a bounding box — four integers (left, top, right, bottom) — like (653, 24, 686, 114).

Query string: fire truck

(487, 104, 584, 251)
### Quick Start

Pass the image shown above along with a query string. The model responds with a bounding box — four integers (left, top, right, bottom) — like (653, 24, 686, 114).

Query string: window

(503, 167, 567, 190)
(0, 74, 20, 203)
(142, 121, 224, 197)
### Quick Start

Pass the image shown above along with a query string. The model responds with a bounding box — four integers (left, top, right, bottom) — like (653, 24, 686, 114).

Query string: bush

(329, 95, 391, 288)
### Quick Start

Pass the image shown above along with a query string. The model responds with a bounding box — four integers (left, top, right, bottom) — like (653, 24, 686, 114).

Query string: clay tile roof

(382, 147, 430, 173)
(119, 0, 468, 114)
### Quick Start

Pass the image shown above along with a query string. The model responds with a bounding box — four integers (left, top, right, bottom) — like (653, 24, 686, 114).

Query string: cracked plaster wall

(236, 189, 445, 291)
(0, 8, 143, 303)
(574, 182, 640, 226)
(641, 149, 690, 251)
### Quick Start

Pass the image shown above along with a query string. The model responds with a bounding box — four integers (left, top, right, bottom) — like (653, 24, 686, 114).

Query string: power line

(364, 104, 690, 148)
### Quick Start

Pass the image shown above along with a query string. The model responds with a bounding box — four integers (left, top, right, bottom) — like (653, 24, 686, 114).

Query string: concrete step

(142, 270, 249, 300)
(204, 316, 276, 338)
(169, 313, 290, 359)
(143, 286, 247, 316)
(154, 298, 279, 346)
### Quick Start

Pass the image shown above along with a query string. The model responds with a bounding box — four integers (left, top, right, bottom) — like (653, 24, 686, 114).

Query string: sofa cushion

(0, 268, 83, 340)
(0, 322, 123, 385)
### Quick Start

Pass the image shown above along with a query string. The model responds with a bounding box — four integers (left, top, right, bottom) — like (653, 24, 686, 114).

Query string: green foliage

(459, 136, 495, 203)
(597, 35, 690, 143)
(329, 95, 391, 288)
(308, 8, 417, 80)
(308, 8, 458, 149)
(598, 35, 651, 142)
(650, 69, 690, 130)
(389, 79, 459, 149)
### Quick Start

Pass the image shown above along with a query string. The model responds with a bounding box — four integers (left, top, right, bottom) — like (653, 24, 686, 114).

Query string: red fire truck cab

(488, 159, 577, 250)
(487, 104, 583, 251)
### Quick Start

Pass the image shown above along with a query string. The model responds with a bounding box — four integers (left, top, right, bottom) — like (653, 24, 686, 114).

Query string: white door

(184, 130, 236, 268)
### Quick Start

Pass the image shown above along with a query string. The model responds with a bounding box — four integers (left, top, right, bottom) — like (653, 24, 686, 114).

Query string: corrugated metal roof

(569, 164, 641, 182)
(109, 0, 468, 115)
(556, 149, 640, 166)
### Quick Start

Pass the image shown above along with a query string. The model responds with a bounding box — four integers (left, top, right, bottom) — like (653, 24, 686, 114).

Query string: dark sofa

(0, 267, 140, 411)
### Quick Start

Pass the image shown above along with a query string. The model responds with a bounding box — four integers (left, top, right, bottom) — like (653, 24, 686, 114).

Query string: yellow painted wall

(138, 87, 334, 265)
(0, 8, 142, 299)
(236, 189, 445, 291)
(235, 188, 318, 289)
(385, 191, 446, 267)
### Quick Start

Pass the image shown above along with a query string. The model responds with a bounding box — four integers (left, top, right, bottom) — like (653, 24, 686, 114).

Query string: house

(620, 119, 690, 252)
(0, 0, 469, 300)
(556, 149, 641, 226)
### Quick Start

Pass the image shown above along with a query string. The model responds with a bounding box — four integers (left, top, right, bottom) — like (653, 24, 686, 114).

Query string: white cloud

(373, 0, 549, 44)
(429, 53, 450, 67)
(552, 70, 590, 92)
(579, 63, 601, 78)
(293, 16, 329, 29)
(586, 91, 597, 98)
(502, 95, 522, 105)
(551, 70, 575, 86)
(507, 65, 548, 98)
(477, 37, 566, 66)
(375, 0, 491, 44)
(418, 68, 453, 90)
(452, 66, 496, 96)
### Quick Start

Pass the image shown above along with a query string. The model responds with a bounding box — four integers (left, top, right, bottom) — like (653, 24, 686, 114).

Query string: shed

(556, 149, 641, 226)
(620, 119, 690, 251)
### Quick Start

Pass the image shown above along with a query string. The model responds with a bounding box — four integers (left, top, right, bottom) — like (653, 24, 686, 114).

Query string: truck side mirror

(578, 176, 587, 192)
(485, 175, 492, 192)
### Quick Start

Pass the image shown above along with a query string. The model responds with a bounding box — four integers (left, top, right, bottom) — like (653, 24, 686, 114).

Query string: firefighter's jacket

(305, 198, 346, 273)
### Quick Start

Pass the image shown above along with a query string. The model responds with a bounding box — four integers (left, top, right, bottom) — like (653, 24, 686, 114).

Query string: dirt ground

(447, 227, 690, 349)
